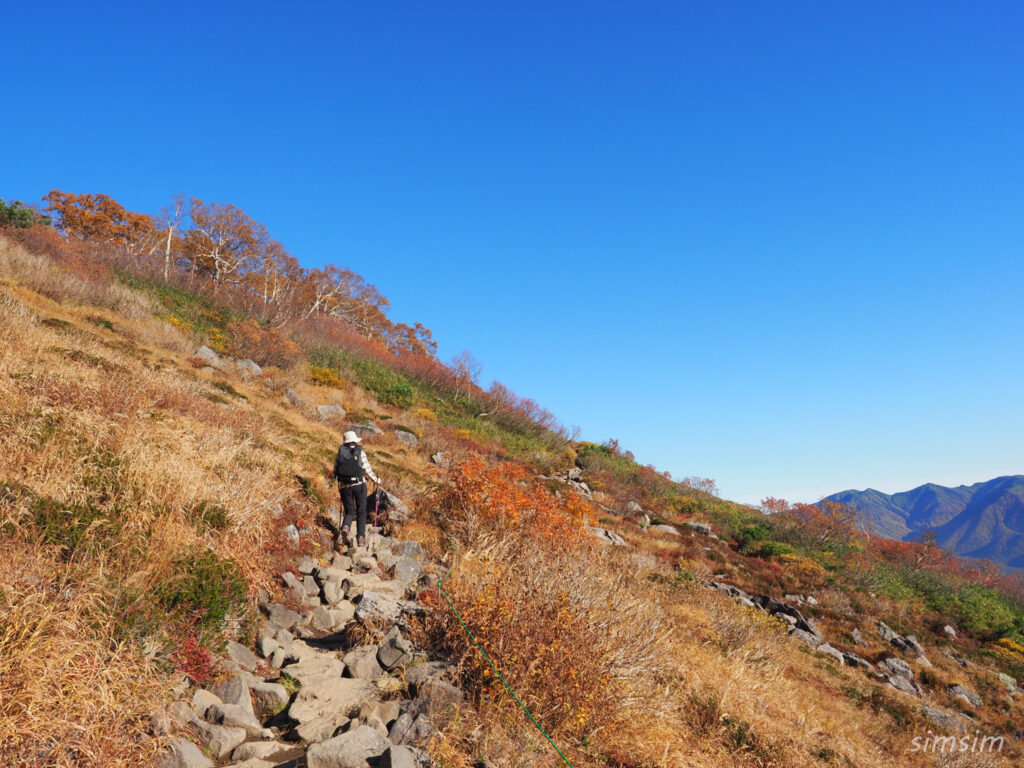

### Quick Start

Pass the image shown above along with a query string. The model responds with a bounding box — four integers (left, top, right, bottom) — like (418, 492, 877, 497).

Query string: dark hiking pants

(340, 481, 368, 540)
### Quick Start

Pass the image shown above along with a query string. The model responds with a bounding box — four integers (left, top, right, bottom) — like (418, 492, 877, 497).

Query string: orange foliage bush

(227, 319, 303, 368)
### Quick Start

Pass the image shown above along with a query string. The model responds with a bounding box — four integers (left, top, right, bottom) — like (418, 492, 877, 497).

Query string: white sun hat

(342, 430, 362, 444)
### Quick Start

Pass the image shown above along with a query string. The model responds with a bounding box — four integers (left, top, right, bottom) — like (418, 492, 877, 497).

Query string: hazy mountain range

(825, 475, 1024, 568)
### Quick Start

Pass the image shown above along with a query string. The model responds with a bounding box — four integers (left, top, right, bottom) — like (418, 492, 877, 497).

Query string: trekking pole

(372, 487, 380, 552)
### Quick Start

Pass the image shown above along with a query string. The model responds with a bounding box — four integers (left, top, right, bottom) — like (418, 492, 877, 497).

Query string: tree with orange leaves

(44, 190, 156, 260)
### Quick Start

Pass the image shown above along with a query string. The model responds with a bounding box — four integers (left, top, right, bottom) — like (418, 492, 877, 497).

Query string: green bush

(0, 481, 121, 558)
(155, 549, 247, 633)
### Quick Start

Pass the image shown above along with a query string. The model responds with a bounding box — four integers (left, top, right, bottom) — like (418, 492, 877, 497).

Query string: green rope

(437, 528, 575, 768)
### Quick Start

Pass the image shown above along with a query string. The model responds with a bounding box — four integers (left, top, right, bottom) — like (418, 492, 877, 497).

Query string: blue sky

(3, 2, 1022, 504)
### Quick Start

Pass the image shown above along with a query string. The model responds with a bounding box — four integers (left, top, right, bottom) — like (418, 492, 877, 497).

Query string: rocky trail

(157, 517, 462, 768)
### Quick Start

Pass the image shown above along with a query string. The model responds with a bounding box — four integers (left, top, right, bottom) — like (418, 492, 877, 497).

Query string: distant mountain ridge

(825, 475, 1024, 568)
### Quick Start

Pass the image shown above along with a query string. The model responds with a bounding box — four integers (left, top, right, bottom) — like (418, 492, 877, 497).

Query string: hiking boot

(340, 525, 351, 544)
(357, 536, 367, 549)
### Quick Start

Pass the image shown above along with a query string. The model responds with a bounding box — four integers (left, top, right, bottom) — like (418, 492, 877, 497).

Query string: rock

(311, 605, 336, 632)
(817, 643, 845, 665)
(805, 595, 818, 607)
(395, 430, 418, 448)
(152, 701, 196, 736)
(191, 689, 222, 718)
(378, 626, 414, 670)
(405, 662, 452, 689)
(159, 737, 214, 768)
(355, 591, 404, 624)
(851, 628, 866, 647)
(256, 630, 279, 659)
(322, 580, 345, 606)
(297, 710, 351, 743)
(350, 421, 384, 437)
(210, 675, 255, 717)
(283, 524, 300, 545)
(330, 601, 357, 628)
(922, 706, 966, 733)
(362, 699, 402, 728)
(231, 742, 302, 762)
(195, 346, 221, 366)
(683, 521, 713, 535)
(284, 387, 303, 407)
(264, 603, 303, 631)
(391, 541, 425, 561)
(998, 672, 1017, 692)
(226, 640, 261, 671)
(380, 745, 430, 768)
(877, 621, 915, 654)
(625, 501, 643, 514)
(949, 685, 982, 707)
(904, 635, 927, 657)
(189, 720, 247, 759)
(205, 702, 268, 739)
(943, 624, 957, 640)
(887, 674, 922, 697)
(317, 404, 346, 421)
(249, 679, 290, 714)
(410, 678, 463, 720)
(430, 452, 451, 468)
(389, 712, 435, 745)
(344, 645, 385, 680)
(586, 525, 626, 547)
(651, 524, 680, 536)
(342, 572, 384, 599)
(236, 359, 262, 377)
(784, 594, 804, 605)
(843, 652, 875, 670)
(306, 725, 390, 768)
(637, 513, 650, 528)
(393, 557, 424, 585)
(788, 627, 822, 648)
(387, 494, 413, 524)
(879, 657, 914, 679)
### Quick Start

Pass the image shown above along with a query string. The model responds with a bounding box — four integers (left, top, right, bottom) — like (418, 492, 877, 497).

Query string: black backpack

(335, 444, 364, 482)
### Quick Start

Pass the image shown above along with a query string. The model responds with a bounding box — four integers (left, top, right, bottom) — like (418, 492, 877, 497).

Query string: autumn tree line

(2, 190, 569, 443)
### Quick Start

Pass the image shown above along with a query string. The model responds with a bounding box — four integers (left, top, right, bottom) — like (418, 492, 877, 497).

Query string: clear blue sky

(3, 2, 1022, 504)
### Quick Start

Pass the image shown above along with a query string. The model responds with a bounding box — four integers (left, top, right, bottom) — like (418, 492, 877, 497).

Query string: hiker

(333, 430, 382, 550)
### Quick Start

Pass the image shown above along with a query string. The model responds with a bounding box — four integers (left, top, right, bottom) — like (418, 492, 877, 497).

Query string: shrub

(308, 365, 345, 388)
(228, 319, 302, 367)
(154, 548, 247, 635)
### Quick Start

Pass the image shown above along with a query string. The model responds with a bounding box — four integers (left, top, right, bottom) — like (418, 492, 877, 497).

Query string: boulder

(378, 626, 414, 670)
(586, 526, 626, 547)
(430, 452, 451, 468)
(922, 706, 966, 734)
(851, 628, 866, 647)
(236, 359, 262, 377)
(949, 685, 982, 708)
(879, 657, 914, 680)
(395, 430, 418, 448)
(231, 743, 303, 762)
(683, 521, 713, 535)
(651, 524, 680, 536)
(191, 689, 221, 718)
(284, 388, 303, 407)
(355, 591, 404, 624)
(380, 745, 431, 768)
(391, 541, 425, 561)
(317, 404, 346, 421)
(887, 674, 922, 697)
(350, 421, 384, 438)
(343, 645, 385, 680)
(188, 720, 247, 759)
(205, 702, 268, 739)
(843, 652, 875, 670)
(904, 635, 927, 657)
(209, 675, 255, 717)
(943, 624, 957, 640)
(296, 710, 351, 744)
(226, 640, 261, 672)
(248, 679, 289, 714)
(625, 501, 643, 514)
(264, 603, 304, 632)
(194, 346, 221, 366)
(788, 627, 821, 648)
(306, 725, 390, 768)
(817, 643, 845, 665)
(389, 712, 435, 746)
(158, 737, 214, 768)
(288, 676, 375, 727)
(877, 621, 915, 654)
(998, 672, 1017, 692)
(311, 605, 336, 633)
(393, 557, 424, 585)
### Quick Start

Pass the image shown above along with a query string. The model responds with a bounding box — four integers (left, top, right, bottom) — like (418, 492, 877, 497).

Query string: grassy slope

(1, 233, 1022, 768)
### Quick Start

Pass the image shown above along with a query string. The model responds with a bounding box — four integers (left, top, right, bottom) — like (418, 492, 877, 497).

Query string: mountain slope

(827, 475, 1024, 566)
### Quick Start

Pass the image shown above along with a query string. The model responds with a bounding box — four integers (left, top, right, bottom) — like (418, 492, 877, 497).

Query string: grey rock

(344, 645, 384, 680)
(158, 737, 214, 768)
(887, 674, 921, 697)
(284, 387, 303, 407)
(311, 605, 336, 632)
(788, 627, 822, 648)
(380, 745, 431, 768)
(317, 404, 346, 421)
(378, 626, 414, 670)
(851, 628, 866, 647)
(586, 525, 626, 547)
(430, 452, 451, 468)
(195, 346, 220, 366)
(410, 678, 463, 720)
(998, 672, 1017, 692)
(206, 702, 268, 739)
(298, 556, 318, 574)
(355, 591, 404, 624)
(322, 580, 345, 606)
(949, 685, 982, 708)
(306, 725, 390, 768)
(625, 501, 643, 514)
(684, 521, 713, 535)
(405, 661, 451, 689)
(270, 648, 286, 669)
(152, 701, 195, 736)
(236, 359, 262, 377)
(189, 719, 247, 759)
(879, 657, 914, 680)
(904, 635, 927, 657)
(287, 656, 374, 726)
(389, 712, 435, 745)
(843, 652, 875, 670)
(350, 421, 384, 437)
(248, 679, 289, 714)
(817, 643, 845, 665)
(804, 595, 818, 606)
(226, 640, 261, 671)
(877, 621, 915, 653)
(330, 601, 357, 629)
(191, 689, 222, 718)
(264, 603, 303, 631)
(922, 706, 966, 733)
(210, 674, 255, 717)
(231, 742, 302, 762)
(784, 594, 804, 604)
(393, 557, 424, 585)
(943, 624, 957, 640)
(651, 524, 680, 536)
(297, 710, 351, 743)
(257, 630, 279, 659)
(395, 430, 419, 448)
(283, 523, 300, 545)
(391, 541, 424, 561)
